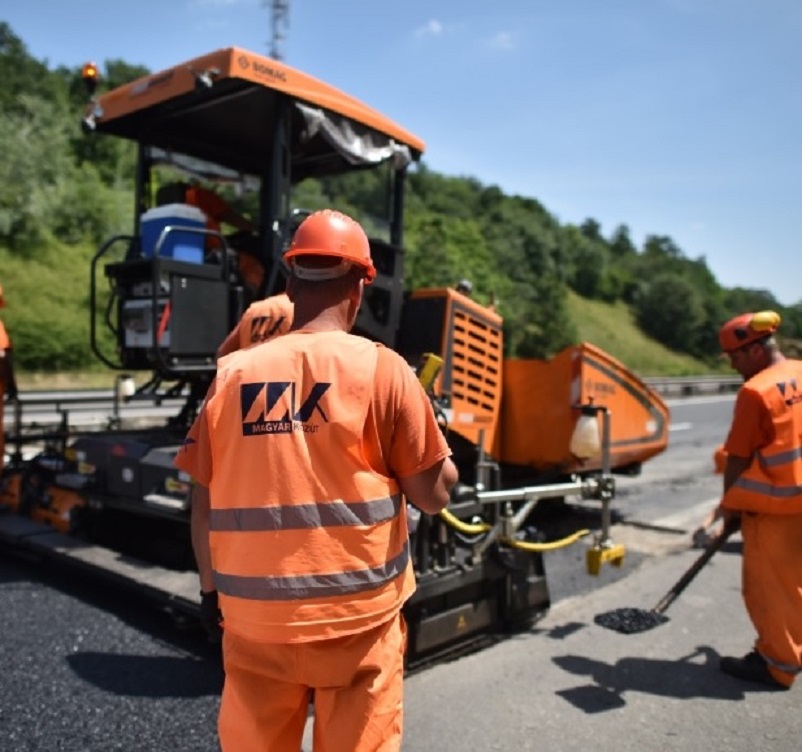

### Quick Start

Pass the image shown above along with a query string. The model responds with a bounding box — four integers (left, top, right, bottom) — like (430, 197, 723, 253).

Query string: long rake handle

(652, 517, 739, 615)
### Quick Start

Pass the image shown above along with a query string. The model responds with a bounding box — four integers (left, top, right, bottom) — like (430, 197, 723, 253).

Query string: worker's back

(207, 329, 415, 642)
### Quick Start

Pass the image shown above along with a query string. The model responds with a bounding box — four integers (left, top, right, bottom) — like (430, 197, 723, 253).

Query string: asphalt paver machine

(0, 48, 669, 666)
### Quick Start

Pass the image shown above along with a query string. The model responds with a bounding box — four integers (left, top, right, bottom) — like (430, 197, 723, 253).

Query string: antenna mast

(268, 0, 290, 61)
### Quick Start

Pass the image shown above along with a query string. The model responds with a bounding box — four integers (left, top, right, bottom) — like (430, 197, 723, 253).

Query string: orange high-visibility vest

(722, 359, 802, 515)
(205, 330, 415, 643)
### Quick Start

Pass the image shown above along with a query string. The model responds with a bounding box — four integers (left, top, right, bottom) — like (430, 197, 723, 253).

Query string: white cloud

(415, 19, 444, 39)
(487, 31, 515, 51)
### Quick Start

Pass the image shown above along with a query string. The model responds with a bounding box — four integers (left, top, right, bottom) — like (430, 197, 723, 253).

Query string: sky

(4, 0, 802, 304)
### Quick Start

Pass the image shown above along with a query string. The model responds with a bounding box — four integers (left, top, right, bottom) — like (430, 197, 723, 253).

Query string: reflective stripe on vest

(758, 445, 802, 468)
(214, 542, 409, 601)
(733, 476, 802, 498)
(209, 493, 402, 532)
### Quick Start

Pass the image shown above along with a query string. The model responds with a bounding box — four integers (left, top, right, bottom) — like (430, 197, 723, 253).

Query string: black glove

(199, 590, 223, 643)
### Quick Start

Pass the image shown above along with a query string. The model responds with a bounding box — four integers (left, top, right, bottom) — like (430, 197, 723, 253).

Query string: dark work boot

(720, 650, 790, 691)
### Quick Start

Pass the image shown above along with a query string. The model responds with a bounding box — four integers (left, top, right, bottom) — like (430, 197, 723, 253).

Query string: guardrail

(3, 388, 189, 463)
(3, 378, 737, 463)
(642, 375, 741, 397)
(7, 376, 740, 420)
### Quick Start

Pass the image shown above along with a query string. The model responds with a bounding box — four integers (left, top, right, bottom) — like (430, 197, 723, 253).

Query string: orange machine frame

(92, 47, 424, 156)
(408, 288, 503, 455)
(497, 343, 669, 475)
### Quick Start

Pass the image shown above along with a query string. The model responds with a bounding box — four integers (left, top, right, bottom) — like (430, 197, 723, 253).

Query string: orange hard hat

(718, 310, 781, 353)
(284, 209, 375, 284)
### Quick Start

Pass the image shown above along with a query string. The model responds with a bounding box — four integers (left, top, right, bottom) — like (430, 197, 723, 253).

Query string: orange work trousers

(741, 513, 802, 688)
(219, 612, 406, 752)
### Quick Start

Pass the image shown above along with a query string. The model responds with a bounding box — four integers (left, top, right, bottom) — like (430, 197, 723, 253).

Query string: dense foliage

(2, 22, 800, 372)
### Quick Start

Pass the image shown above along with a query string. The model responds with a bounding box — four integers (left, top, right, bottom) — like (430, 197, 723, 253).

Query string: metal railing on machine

(2, 385, 189, 465)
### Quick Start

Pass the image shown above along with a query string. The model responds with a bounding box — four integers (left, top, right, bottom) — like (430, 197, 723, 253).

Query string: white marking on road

(669, 422, 692, 432)
(650, 497, 721, 532)
(665, 394, 736, 406)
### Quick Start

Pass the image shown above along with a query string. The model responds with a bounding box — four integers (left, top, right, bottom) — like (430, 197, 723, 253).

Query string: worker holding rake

(715, 310, 802, 691)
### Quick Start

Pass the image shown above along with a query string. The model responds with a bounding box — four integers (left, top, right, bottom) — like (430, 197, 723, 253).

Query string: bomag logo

(252, 60, 287, 82)
(240, 381, 330, 436)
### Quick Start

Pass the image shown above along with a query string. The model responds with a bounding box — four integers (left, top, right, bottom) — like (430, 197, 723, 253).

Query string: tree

(642, 234, 684, 262)
(0, 24, 64, 114)
(405, 213, 496, 301)
(782, 303, 802, 341)
(579, 218, 604, 244)
(0, 95, 75, 250)
(633, 273, 707, 354)
(609, 224, 637, 258)
(479, 200, 576, 357)
(721, 287, 781, 318)
(560, 224, 608, 299)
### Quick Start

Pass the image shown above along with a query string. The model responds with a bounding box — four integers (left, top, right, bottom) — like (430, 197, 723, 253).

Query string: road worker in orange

(715, 310, 802, 691)
(0, 284, 19, 472)
(215, 291, 294, 359)
(175, 209, 458, 751)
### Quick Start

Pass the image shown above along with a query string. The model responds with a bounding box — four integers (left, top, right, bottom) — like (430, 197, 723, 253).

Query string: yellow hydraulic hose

(503, 529, 591, 552)
(438, 508, 491, 534)
(438, 508, 592, 551)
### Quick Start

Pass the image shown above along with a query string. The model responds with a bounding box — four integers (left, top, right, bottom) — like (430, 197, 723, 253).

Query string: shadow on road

(66, 651, 224, 698)
(551, 646, 777, 712)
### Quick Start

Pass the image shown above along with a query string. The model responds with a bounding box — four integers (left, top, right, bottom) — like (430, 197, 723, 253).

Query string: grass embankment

(2, 240, 123, 391)
(9, 265, 720, 389)
(565, 290, 723, 377)
(18, 370, 121, 390)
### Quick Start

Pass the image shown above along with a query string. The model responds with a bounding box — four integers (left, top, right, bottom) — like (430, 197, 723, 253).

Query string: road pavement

(7, 393, 799, 750)
(4, 518, 796, 752)
(397, 530, 800, 752)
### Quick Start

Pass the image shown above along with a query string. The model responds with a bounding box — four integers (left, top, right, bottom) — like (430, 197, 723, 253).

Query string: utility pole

(266, 0, 290, 61)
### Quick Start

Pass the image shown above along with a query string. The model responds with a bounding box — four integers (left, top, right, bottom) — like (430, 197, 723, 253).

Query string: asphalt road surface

(2, 394, 753, 752)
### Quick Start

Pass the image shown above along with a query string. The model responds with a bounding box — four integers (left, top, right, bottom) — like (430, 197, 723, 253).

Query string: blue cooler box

(140, 204, 206, 263)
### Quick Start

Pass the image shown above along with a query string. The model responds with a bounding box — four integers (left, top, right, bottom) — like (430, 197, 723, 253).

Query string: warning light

(81, 61, 100, 96)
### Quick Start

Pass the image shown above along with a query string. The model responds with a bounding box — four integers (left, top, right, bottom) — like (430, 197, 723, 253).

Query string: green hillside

(565, 290, 725, 377)
(4, 20, 800, 382)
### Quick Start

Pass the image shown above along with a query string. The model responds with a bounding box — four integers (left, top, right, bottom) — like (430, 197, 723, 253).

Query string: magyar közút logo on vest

(240, 381, 330, 435)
